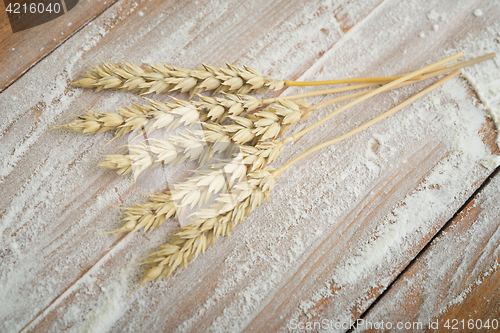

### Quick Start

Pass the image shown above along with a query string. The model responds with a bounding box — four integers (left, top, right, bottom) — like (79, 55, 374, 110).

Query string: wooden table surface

(1, 0, 499, 332)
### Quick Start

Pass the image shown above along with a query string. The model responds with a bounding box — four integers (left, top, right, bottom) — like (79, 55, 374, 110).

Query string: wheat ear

(98, 123, 235, 179)
(59, 94, 260, 137)
(137, 168, 275, 285)
(73, 60, 285, 97)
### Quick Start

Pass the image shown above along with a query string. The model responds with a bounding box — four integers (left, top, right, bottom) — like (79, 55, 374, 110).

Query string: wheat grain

(218, 99, 307, 145)
(109, 191, 176, 235)
(58, 110, 125, 135)
(251, 99, 311, 141)
(197, 93, 262, 121)
(73, 60, 285, 97)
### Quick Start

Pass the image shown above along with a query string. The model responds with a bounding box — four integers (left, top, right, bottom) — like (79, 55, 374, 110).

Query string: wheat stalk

(74, 58, 460, 98)
(62, 52, 492, 140)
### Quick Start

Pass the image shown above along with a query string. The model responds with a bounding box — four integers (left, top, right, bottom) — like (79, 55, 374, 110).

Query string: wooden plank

(0, 0, 499, 332)
(0, 0, 385, 332)
(0, 0, 118, 92)
(354, 168, 500, 332)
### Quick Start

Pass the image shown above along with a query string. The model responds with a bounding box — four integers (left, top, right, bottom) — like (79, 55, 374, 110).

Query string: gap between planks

(347, 164, 500, 332)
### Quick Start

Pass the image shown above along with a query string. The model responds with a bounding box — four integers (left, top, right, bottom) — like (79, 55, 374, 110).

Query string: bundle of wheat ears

(61, 52, 495, 289)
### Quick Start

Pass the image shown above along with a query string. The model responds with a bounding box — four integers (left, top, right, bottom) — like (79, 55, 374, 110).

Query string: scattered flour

(450, 20, 500, 154)
(427, 10, 440, 21)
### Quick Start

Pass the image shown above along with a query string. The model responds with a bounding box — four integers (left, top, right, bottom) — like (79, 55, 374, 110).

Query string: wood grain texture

(0, 0, 499, 332)
(0, 0, 118, 92)
(356, 168, 500, 332)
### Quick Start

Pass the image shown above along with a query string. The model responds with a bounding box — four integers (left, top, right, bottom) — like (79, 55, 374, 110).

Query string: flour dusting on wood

(0, 0, 499, 332)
